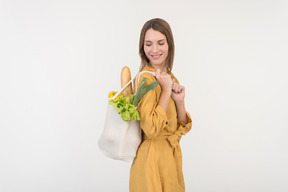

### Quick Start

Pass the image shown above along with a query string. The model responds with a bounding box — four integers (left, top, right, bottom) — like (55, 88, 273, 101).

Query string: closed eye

(145, 39, 166, 46)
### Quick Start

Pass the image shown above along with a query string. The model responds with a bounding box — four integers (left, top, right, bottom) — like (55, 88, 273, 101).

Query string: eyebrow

(145, 39, 166, 43)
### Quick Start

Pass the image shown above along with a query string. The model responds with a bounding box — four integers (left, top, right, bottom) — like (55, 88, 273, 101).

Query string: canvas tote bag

(98, 71, 155, 162)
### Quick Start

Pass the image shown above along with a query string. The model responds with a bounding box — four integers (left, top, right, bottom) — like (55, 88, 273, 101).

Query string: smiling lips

(151, 54, 162, 60)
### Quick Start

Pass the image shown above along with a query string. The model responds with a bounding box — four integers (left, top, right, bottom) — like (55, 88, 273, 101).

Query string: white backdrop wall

(0, 0, 287, 191)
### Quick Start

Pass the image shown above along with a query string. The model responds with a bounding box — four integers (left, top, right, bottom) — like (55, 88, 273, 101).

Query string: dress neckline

(142, 65, 175, 79)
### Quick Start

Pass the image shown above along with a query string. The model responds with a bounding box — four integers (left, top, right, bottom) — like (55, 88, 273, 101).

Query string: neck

(150, 63, 167, 73)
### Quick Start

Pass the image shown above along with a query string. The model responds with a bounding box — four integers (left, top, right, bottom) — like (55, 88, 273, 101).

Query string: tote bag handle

(111, 71, 156, 101)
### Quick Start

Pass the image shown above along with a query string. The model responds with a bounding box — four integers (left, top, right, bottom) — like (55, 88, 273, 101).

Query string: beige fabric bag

(98, 71, 155, 162)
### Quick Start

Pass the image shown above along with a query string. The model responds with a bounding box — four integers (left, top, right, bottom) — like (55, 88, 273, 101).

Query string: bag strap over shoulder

(134, 71, 156, 93)
(111, 71, 155, 100)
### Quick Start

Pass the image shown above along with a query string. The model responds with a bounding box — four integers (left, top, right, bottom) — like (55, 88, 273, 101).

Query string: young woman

(129, 18, 192, 192)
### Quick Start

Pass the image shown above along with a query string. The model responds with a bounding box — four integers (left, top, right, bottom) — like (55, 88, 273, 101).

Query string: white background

(1, 0, 288, 191)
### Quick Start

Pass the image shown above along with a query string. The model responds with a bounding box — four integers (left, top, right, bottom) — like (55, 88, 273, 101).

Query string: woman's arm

(171, 78, 190, 125)
(158, 90, 171, 112)
(155, 69, 173, 112)
(175, 101, 187, 124)
(136, 73, 169, 139)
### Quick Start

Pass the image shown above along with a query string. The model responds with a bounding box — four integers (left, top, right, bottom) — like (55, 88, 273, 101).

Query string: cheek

(165, 45, 169, 53)
(160, 45, 168, 53)
(162, 46, 169, 56)
(144, 47, 151, 56)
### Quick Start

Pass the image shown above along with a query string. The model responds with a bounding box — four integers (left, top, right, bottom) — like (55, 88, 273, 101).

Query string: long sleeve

(136, 73, 168, 139)
(174, 77, 193, 138)
(176, 111, 192, 134)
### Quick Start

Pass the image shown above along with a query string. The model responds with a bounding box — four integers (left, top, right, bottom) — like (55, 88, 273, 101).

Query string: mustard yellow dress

(129, 65, 192, 192)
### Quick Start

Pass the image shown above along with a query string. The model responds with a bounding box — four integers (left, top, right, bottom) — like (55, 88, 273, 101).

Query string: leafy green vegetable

(109, 95, 140, 122)
(121, 111, 131, 121)
(129, 94, 135, 104)
(109, 77, 158, 122)
(132, 77, 158, 106)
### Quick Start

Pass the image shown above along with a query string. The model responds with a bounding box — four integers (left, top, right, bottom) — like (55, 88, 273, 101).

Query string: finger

(176, 86, 180, 93)
(163, 73, 171, 80)
(172, 81, 177, 91)
(178, 86, 182, 93)
(155, 69, 161, 79)
(159, 71, 164, 78)
(179, 86, 185, 93)
(178, 85, 183, 93)
(174, 82, 179, 91)
(181, 86, 185, 91)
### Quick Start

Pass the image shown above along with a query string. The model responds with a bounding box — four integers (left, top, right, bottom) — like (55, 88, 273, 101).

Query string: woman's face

(144, 28, 169, 68)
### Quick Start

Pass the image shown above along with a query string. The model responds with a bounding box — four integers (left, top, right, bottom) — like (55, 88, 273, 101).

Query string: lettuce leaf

(108, 77, 157, 122)
(109, 95, 140, 121)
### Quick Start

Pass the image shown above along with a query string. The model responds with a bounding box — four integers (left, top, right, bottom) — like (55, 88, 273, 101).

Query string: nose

(152, 44, 159, 53)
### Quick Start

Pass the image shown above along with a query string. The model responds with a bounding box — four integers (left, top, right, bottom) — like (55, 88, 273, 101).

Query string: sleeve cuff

(173, 111, 192, 140)
(177, 111, 192, 128)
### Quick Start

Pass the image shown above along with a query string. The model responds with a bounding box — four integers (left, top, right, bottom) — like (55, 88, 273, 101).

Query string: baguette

(121, 66, 132, 96)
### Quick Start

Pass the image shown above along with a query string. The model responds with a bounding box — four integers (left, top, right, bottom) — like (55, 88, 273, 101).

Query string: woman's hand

(171, 78, 185, 104)
(155, 69, 173, 95)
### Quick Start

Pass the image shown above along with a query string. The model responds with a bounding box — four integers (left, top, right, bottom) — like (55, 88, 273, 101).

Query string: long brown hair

(139, 18, 175, 72)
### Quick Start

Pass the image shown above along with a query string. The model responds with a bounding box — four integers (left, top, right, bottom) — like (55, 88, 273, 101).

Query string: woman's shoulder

(133, 69, 156, 93)
(137, 66, 157, 81)
(138, 71, 155, 79)
(135, 71, 156, 87)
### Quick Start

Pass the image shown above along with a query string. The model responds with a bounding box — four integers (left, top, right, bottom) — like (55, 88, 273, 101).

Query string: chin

(151, 60, 165, 66)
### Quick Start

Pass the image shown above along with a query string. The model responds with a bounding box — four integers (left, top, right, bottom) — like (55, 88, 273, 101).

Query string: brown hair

(139, 18, 175, 72)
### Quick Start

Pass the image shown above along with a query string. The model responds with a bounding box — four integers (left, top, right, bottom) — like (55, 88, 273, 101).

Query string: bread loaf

(121, 66, 132, 96)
